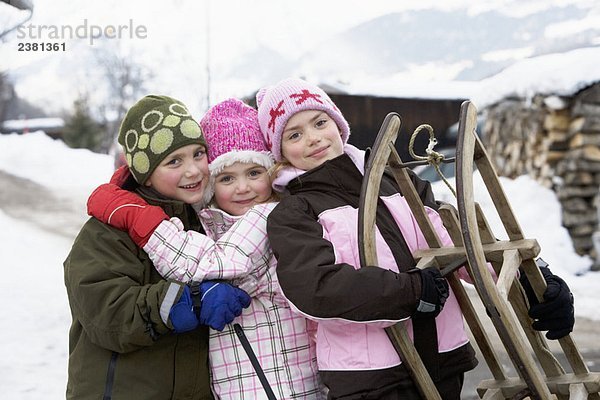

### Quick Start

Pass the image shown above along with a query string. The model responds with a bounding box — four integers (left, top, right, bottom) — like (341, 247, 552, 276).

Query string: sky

(2, 0, 390, 113)
(1, 0, 598, 116)
(0, 129, 598, 399)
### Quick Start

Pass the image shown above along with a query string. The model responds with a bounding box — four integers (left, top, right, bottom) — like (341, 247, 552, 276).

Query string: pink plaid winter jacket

(144, 203, 325, 399)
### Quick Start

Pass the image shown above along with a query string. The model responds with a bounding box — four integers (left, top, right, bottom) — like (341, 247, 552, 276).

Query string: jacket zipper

(103, 352, 118, 400)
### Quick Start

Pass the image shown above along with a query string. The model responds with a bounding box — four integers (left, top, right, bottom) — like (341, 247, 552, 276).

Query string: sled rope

(408, 124, 457, 197)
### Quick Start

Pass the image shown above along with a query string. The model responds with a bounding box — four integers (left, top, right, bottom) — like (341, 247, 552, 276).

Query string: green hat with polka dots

(118, 95, 206, 184)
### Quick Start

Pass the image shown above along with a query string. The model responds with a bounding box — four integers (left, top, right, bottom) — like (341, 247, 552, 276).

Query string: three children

(71, 80, 575, 399)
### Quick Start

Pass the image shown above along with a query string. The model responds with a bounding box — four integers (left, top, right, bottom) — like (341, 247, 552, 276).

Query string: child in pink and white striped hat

(257, 78, 574, 400)
(256, 78, 477, 399)
(87, 97, 325, 399)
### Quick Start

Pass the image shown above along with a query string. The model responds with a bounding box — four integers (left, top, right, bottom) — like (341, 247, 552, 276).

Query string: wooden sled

(358, 101, 600, 399)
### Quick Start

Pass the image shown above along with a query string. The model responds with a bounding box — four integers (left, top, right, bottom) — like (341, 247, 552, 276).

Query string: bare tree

(0, 72, 13, 123)
(92, 43, 153, 152)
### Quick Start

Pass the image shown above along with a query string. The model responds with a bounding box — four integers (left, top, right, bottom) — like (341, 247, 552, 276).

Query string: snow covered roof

(1, 117, 65, 133)
(316, 46, 600, 108)
(471, 46, 600, 108)
(320, 79, 477, 100)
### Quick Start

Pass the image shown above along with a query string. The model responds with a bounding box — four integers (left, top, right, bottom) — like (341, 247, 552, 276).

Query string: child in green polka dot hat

(118, 94, 207, 184)
(67, 94, 250, 400)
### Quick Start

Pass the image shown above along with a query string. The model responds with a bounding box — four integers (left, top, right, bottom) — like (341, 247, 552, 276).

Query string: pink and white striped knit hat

(255, 78, 350, 161)
(200, 98, 273, 177)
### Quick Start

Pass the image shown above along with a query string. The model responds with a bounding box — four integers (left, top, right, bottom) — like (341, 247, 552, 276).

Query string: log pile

(482, 83, 600, 267)
(483, 96, 554, 187)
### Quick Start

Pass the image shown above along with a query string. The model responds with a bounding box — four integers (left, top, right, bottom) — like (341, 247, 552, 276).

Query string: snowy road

(0, 169, 88, 238)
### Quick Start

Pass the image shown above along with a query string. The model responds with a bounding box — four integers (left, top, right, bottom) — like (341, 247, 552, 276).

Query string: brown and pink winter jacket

(267, 148, 478, 398)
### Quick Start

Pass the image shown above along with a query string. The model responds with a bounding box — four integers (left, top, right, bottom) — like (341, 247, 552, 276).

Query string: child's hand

(198, 281, 251, 331)
(87, 183, 168, 246)
(520, 261, 574, 340)
(413, 267, 449, 319)
(169, 285, 201, 333)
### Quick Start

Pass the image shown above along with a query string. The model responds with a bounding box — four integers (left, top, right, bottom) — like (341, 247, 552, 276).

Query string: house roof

(2, 118, 65, 133)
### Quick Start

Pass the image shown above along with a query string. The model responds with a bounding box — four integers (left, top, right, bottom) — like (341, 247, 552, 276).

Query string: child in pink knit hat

(200, 97, 275, 213)
(257, 77, 475, 399)
(256, 78, 574, 400)
(87, 97, 325, 399)
(256, 77, 350, 163)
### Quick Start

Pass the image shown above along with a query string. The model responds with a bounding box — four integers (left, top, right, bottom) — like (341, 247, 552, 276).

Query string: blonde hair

(268, 159, 292, 183)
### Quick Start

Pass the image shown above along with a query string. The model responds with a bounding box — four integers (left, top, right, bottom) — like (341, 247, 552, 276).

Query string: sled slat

(457, 101, 554, 399)
(474, 204, 567, 379)
(414, 255, 436, 270)
(497, 249, 521, 300)
(412, 239, 539, 265)
(358, 113, 442, 400)
(387, 144, 443, 248)
(467, 101, 596, 385)
(481, 388, 505, 400)
(569, 383, 589, 399)
(438, 205, 507, 381)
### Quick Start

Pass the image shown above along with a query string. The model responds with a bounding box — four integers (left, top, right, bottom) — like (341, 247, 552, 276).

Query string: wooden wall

(329, 94, 465, 161)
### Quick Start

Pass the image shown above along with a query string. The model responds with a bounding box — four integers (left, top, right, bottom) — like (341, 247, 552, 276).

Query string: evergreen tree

(63, 96, 105, 152)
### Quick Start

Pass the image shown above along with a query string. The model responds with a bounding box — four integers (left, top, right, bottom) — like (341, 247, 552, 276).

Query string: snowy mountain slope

(4, 0, 599, 115)
(295, 4, 599, 82)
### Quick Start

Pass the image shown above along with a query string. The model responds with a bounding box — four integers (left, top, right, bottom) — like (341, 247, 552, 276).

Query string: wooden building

(1, 117, 65, 139)
(327, 92, 465, 161)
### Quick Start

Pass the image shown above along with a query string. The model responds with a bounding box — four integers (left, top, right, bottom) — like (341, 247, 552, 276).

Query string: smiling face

(144, 144, 209, 204)
(280, 110, 344, 171)
(213, 162, 272, 216)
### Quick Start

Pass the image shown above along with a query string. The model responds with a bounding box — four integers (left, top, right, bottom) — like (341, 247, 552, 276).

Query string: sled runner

(358, 101, 600, 399)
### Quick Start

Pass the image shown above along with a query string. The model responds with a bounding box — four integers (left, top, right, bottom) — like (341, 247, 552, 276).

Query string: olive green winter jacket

(64, 187, 212, 400)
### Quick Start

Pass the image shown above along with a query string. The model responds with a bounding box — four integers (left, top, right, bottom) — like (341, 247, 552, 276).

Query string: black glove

(519, 259, 574, 340)
(413, 267, 449, 319)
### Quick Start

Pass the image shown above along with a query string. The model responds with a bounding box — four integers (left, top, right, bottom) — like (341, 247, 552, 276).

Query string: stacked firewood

(483, 97, 554, 187)
(482, 83, 600, 264)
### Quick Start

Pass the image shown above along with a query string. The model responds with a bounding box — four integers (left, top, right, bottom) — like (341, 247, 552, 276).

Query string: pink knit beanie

(256, 78, 350, 161)
(200, 98, 273, 177)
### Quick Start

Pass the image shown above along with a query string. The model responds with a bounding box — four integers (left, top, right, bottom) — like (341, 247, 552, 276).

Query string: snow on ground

(0, 131, 599, 398)
(0, 208, 72, 399)
(0, 132, 114, 399)
(0, 131, 114, 204)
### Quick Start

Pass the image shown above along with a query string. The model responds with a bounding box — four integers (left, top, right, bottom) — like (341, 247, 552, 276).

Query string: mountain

(294, 4, 600, 82)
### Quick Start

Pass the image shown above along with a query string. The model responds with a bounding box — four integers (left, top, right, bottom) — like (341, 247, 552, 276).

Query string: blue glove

(199, 281, 251, 331)
(169, 285, 200, 333)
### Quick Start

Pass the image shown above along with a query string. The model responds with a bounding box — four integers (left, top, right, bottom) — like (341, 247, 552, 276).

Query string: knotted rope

(408, 124, 456, 197)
